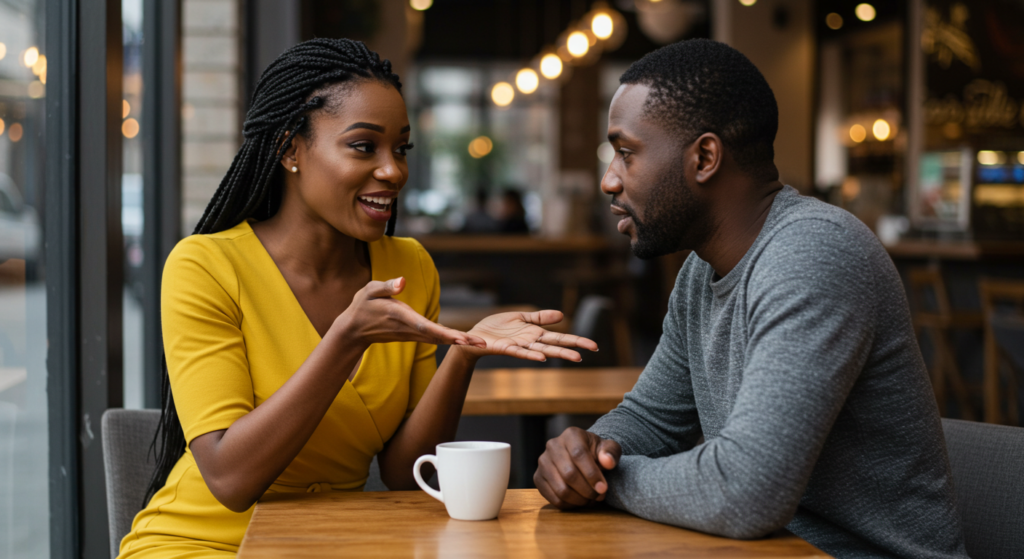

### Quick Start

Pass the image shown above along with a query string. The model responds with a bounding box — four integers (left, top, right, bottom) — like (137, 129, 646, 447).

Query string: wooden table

(239, 489, 829, 558)
(463, 367, 643, 416)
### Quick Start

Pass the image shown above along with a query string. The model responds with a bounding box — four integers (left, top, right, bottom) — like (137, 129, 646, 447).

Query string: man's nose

(600, 164, 622, 195)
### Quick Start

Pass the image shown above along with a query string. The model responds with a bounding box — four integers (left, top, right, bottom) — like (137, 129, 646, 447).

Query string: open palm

(463, 310, 599, 362)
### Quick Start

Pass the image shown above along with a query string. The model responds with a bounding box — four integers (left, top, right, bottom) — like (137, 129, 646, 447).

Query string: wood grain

(239, 489, 829, 558)
(463, 367, 643, 416)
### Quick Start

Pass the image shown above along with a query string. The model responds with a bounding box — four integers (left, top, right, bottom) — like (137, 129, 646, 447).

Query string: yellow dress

(118, 221, 439, 558)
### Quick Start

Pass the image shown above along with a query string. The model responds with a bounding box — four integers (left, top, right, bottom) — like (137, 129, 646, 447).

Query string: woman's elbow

(205, 475, 258, 513)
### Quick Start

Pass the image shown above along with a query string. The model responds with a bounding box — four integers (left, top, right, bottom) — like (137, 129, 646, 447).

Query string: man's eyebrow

(608, 130, 630, 143)
(400, 124, 411, 134)
(343, 122, 385, 133)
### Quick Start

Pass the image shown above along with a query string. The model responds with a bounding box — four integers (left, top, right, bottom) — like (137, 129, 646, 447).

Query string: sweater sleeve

(598, 219, 876, 539)
(589, 256, 703, 457)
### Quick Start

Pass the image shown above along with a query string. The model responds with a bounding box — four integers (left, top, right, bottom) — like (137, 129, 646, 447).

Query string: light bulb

(592, 14, 614, 40)
(567, 32, 589, 57)
(540, 54, 563, 80)
(491, 82, 515, 107)
(515, 68, 539, 94)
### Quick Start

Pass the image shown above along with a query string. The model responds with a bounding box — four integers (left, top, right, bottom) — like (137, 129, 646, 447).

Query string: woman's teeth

(358, 196, 393, 208)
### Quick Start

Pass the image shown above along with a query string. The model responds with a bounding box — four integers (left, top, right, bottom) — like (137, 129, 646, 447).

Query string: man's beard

(618, 170, 712, 260)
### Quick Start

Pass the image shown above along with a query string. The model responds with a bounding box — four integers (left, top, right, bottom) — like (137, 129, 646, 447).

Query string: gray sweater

(590, 187, 967, 558)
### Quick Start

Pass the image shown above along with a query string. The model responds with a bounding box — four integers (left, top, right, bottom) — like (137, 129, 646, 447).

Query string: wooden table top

(462, 367, 643, 416)
(239, 489, 829, 558)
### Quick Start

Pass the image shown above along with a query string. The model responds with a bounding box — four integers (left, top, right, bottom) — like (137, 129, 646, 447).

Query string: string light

(515, 68, 539, 94)
(9, 123, 23, 143)
(468, 136, 494, 158)
(849, 124, 866, 143)
(826, 13, 843, 29)
(123, 100, 131, 118)
(22, 46, 39, 67)
(567, 31, 589, 57)
(540, 54, 563, 80)
(123, 118, 140, 138)
(977, 151, 1000, 166)
(591, 13, 614, 39)
(409, 0, 432, 10)
(739, 0, 757, 6)
(855, 3, 876, 22)
(491, 82, 514, 107)
(872, 119, 890, 141)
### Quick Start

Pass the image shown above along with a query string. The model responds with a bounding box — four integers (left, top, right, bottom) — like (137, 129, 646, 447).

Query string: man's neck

(695, 180, 784, 278)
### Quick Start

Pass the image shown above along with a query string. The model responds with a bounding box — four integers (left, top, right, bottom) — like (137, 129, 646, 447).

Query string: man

(534, 39, 966, 558)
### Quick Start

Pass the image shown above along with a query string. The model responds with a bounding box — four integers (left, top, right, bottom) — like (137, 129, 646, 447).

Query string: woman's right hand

(337, 277, 485, 348)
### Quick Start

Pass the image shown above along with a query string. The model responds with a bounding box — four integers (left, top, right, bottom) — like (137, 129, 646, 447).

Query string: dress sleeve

(405, 241, 440, 417)
(161, 236, 255, 444)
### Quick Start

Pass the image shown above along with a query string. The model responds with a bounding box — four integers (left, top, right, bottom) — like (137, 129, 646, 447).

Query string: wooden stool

(907, 268, 982, 420)
(979, 278, 1024, 425)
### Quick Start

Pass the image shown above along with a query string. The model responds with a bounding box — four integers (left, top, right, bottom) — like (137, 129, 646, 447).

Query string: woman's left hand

(460, 310, 599, 362)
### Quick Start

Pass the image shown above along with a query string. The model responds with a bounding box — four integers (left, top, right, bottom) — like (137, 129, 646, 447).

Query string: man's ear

(692, 132, 723, 185)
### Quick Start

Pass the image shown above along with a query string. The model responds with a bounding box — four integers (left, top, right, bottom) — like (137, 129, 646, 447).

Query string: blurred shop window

(123, 0, 146, 409)
(397, 64, 556, 235)
(814, 0, 906, 232)
(0, 0, 51, 556)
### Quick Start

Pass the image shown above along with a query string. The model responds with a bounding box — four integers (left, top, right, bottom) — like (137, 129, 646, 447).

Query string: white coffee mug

(413, 441, 511, 521)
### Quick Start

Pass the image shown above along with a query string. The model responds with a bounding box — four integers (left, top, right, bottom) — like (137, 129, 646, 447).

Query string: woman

(119, 39, 596, 558)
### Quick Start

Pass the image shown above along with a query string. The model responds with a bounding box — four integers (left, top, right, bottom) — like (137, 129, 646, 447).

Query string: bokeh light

(597, 142, 615, 164)
(123, 100, 131, 118)
(826, 13, 843, 29)
(591, 13, 614, 40)
(9, 123, 24, 143)
(855, 3, 876, 21)
(515, 68, 539, 94)
(872, 119, 890, 141)
(122, 117, 140, 139)
(409, 0, 432, 11)
(540, 54, 563, 79)
(491, 82, 514, 107)
(468, 136, 493, 159)
(567, 32, 589, 57)
(22, 46, 39, 67)
(849, 124, 866, 143)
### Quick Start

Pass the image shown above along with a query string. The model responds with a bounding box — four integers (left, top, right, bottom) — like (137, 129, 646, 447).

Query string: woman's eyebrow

(341, 122, 413, 134)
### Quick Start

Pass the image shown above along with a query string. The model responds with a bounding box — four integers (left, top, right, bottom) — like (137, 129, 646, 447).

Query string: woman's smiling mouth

(358, 194, 395, 222)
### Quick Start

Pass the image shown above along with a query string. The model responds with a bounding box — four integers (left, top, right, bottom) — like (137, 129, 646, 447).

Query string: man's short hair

(620, 39, 778, 177)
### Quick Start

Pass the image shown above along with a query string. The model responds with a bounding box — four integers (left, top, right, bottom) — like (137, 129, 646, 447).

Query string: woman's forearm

(189, 315, 366, 512)
(376, 346, 479, 489)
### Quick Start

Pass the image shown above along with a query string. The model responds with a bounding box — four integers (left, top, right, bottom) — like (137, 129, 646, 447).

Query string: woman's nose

(374, 155, 404, 184)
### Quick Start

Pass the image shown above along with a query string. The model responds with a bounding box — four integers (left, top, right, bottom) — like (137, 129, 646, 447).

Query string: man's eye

(351, 142, 375, 153)
(618, 150, 631, 160)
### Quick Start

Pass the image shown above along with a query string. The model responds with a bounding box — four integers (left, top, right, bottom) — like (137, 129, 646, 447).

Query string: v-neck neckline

(244, 220, 377, 382)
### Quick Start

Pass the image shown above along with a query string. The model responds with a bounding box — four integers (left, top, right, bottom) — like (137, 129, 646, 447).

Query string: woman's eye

(396, 143, 415, 156)
(351, 142, 375, 154)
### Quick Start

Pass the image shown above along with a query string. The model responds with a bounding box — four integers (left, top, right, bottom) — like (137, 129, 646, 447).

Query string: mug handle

(413, 454, 444, 503)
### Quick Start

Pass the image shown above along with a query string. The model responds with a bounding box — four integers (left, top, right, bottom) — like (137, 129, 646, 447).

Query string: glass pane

(123, 0, 145, 409)
(0, 0, 50, 556)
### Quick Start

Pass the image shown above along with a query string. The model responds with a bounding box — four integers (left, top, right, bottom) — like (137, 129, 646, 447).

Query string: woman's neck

(252, 203, 370, 283)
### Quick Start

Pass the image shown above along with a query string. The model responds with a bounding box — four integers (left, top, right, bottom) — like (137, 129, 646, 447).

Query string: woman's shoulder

(164, 221, 255, 290)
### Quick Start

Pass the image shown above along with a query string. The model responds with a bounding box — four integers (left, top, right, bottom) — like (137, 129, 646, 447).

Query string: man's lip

(609, 204, 629, 216)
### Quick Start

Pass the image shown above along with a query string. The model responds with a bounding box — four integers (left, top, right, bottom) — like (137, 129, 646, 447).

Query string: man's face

(600, 83, 711, 260)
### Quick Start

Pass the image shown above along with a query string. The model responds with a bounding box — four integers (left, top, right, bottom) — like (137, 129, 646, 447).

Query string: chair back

(101, 408, 160, 559)
(979, 279, 1024, 424)
(942, 418, 1024, 559)
(364, 455, 388, 492)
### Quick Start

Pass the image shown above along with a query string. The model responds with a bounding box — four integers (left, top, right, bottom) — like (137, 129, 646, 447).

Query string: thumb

(366, 277, 405, 298)
(597, 439, 621, 470)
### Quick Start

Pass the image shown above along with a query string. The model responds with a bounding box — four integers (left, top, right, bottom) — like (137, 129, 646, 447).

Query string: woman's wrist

(329, 312, 370, 353)
(445, 344, 481, 371)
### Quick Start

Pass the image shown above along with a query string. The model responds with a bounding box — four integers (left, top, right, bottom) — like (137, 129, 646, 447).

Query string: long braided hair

(144, 38, 403, 505)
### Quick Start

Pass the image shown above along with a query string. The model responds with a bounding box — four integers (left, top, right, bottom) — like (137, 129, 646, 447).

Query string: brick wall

(181, 0, 242, 234)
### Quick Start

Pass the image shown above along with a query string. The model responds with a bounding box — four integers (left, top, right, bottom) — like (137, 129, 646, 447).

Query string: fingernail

(595, 482, 607, 493)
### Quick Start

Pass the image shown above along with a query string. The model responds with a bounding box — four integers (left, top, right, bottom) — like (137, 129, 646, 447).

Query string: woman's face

(282, 80, 412, 242)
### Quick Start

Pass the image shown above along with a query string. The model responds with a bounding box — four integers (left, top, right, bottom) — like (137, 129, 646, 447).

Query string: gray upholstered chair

(364, 455, 388, 492)
(101, 408, 160, 558)
(942, 418, 1024, 559)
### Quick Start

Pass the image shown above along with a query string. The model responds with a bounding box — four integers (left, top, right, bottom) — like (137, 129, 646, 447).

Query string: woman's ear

(693, 132, 723, 185)
(280, 132, 301, 173)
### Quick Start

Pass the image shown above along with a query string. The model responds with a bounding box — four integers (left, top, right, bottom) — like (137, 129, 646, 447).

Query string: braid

(145, 38, 402, 506)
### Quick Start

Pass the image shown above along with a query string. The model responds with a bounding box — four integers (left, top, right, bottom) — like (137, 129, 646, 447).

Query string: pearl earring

(291, 166, 298, 173)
